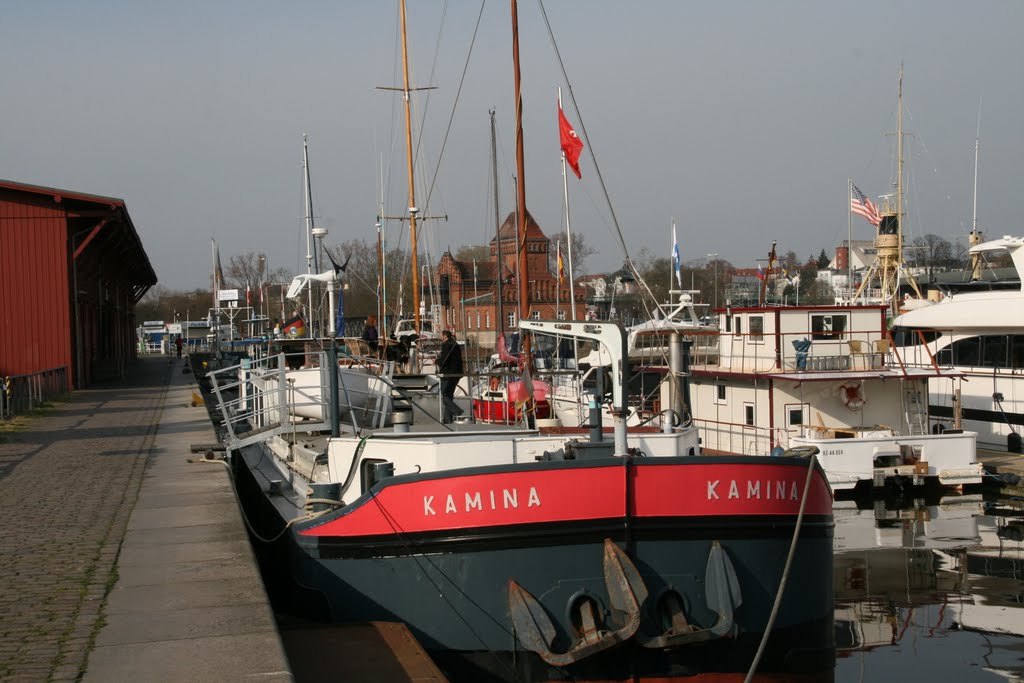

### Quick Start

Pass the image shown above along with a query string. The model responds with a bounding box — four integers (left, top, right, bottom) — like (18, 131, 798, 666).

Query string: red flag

(558, 106, 584, 179)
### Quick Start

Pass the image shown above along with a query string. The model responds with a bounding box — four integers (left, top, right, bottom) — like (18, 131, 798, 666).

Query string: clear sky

(2, 1, 1022, 290)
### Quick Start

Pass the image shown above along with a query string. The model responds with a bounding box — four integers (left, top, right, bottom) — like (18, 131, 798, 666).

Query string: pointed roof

(491, 209, 547, 242)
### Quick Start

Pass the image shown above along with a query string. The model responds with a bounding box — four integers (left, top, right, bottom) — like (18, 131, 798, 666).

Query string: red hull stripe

(299, 461, 831, 538)
(630, 463, 832, 517)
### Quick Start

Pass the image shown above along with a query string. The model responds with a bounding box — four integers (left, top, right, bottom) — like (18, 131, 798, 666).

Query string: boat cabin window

(725, 315, 732, 333)
(744, 403, 755, 426)
(939, 334, 1024, 369)
(810, 313, 847, 341)
(715, 383, 727, 405)
(982, 335, 1010, 368)
(1014, 336, 1024, 369)
(749, 316, 764, 343)
(937, 336, 980, 367)
(891, 326, 942, 347)
(787, 405, 806, 426)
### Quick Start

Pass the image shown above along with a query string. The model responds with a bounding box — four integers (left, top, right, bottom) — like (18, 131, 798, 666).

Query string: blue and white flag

(334, 287, 345, 337)
(672, 223, 682, 289)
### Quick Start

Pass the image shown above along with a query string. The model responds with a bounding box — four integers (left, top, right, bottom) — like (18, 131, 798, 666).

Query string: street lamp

(706, 254, 719, 311)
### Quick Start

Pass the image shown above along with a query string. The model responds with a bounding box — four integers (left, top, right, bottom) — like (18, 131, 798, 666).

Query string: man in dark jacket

(437, 330, 464, 424)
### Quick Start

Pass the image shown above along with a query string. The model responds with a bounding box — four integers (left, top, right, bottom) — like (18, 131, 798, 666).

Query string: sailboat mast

(558, 87, 576, 320)
(896, 64, 904, 274)
(510, 0, 530, 323)
(970, 103, 983, 280)
(399, 0, 421, 333)
(490, 109, 504, 337)
(302, 134, 315, 332)
(378, 155, 387, 333)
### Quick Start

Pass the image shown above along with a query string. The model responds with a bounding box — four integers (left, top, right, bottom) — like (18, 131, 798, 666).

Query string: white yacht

(891, 235, 1024, 452)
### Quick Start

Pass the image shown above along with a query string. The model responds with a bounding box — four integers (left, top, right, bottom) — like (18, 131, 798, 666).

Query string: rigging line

(537, 0, 660, 308)
(422, 0, 486, 212)
(413, 0, 448, 167)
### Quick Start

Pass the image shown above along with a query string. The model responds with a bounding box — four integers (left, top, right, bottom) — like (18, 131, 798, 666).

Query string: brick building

(434, 211, 586, 348)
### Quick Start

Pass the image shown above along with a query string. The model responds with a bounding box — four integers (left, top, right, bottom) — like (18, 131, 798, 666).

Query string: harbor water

(832, 490, 1024, 683)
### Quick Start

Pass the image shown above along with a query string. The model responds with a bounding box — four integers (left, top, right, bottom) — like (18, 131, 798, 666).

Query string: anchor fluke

(508, 539, 646, 666)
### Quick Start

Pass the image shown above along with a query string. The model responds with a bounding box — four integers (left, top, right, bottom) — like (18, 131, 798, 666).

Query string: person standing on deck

(437, 330, 464, 424)
(174, 336, 183, 358)
(361, 316, 380, 354)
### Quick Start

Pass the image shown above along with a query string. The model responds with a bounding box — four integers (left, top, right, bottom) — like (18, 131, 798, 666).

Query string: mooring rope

(744, 453, 819, 683)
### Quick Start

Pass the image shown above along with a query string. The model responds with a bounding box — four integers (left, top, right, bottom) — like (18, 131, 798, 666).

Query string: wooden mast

(399, 0, 421, 333)
(510, 0, 530, 328)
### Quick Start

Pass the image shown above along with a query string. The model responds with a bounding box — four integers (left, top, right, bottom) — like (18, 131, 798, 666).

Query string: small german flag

(282, 315, 306, 338)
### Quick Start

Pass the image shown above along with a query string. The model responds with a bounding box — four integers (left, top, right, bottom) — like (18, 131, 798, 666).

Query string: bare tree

(455, 244, 491, 262)
(910, 234, 954, 281)
(548, 230, 596, 276)
(326, 238, 414, 322)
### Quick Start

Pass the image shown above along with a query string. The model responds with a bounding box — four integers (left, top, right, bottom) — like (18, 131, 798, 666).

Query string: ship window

(744, 403, 755, 426)
(715, 383, 727, 405)
(1012, 336, 1024, 369)
(892, 326, 942, 347)
(949, 336, 981, 367)
(982, 335, 1010, 368)
(811, 313, 847, 341)
(749, 316, 764, 343)
(788, 406, 805, 426)
(725, 315, 732, 332)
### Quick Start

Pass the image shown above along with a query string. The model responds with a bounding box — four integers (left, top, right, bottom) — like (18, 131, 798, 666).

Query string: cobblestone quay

(0, 356, 290, 682)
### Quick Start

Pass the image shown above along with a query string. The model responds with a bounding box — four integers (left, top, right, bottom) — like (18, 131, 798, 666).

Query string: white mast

(847, 177, 852, 300)
(558, 87, 577, 320)
(302, 134, 315, 333)
(970, 101, 984, 280)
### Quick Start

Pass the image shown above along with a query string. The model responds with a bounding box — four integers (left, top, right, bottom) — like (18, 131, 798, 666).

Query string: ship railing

(692, 327, 904, 374)
(0, 366, 69, 420)
(693, 417, 789, 455)
(207, 349, 330, 450)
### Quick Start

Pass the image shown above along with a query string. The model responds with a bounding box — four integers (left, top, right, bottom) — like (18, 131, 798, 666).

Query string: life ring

(839, 382, 865, 410)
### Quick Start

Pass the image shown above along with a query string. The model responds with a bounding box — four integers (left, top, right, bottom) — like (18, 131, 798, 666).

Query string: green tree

(817, 249, 830, 269)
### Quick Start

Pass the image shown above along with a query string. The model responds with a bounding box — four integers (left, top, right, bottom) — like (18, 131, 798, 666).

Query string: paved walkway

(0, 356, 291, 682)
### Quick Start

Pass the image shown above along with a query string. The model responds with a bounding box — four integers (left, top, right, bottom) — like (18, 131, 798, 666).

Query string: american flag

(850, 183, 881, 226)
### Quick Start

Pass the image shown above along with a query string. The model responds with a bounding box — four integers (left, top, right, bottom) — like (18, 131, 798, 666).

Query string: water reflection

(833, 493, 1024, 682)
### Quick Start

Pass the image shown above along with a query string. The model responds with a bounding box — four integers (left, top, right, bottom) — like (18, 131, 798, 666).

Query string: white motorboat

(891, 235, 1024, 452)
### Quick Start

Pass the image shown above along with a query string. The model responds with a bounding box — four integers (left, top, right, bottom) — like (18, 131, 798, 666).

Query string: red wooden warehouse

(0, 179, 157, 389)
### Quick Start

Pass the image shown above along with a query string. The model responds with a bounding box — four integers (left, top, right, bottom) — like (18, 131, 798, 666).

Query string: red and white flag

(851, 183, 881, 226)
(558, 105, 584, 179)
